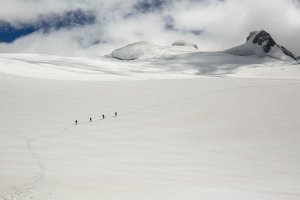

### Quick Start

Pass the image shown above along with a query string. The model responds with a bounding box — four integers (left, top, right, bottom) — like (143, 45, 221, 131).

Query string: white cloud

(0, 0, 300, 56)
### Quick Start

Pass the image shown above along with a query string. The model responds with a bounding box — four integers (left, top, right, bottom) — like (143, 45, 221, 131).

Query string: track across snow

(0, 71, 299, 200)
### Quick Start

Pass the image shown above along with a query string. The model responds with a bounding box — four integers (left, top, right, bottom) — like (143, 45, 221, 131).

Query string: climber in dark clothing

(89, 117, 92, 122)
(75, 120, 78, 125)
(114, 112, 118, 117)
(102, 114, 105, 119)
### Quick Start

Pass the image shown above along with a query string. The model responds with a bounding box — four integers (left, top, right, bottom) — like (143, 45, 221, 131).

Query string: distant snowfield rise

(109, 41, 199, 60)
(0, 52, 299, 81)
(0, 32, 300, 200)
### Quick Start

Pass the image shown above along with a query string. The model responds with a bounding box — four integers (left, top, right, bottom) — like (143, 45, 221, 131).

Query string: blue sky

(0, 0, 299, 56)
(0, 9, 96, 43)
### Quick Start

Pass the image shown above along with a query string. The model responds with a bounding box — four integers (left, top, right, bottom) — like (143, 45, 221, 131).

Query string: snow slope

(0, 47, 299, 200)
(0, 73, 299, 200)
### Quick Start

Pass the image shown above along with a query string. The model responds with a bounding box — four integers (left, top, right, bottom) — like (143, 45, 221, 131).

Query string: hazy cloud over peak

(0, 0, 299, 56)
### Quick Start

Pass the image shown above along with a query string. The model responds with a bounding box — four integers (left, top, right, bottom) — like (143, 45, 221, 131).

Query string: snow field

(0, 73, 299, 200)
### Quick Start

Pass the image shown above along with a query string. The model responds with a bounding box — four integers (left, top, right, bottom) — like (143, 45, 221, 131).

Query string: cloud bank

(0, 0, 299, 57)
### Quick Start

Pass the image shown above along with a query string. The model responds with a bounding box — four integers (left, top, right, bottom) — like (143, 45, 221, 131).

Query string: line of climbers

(75, 112, 117, 125)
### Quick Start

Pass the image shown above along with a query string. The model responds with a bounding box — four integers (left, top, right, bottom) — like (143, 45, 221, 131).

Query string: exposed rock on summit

(226, 30, 299, 62)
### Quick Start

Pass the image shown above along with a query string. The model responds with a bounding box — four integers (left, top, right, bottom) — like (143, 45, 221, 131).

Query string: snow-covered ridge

(110, 31, 299, 63)
(109, 41, 198, 60)
(225, 30, 299, 63)
(110, 41, 163, 60)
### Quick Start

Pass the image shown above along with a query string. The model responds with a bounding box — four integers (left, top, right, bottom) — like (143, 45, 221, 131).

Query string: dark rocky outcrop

(247, 30, 299, 62)
(251, 30, 276, 53)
